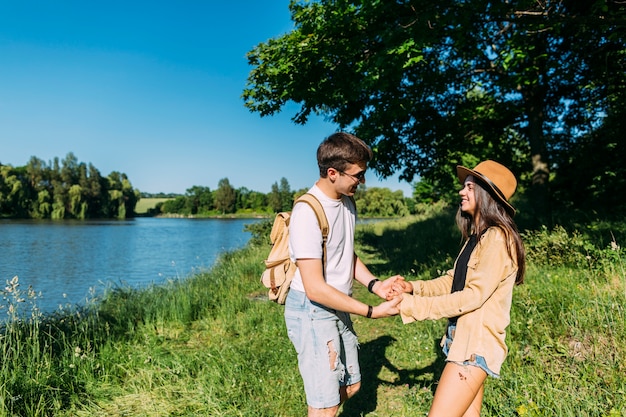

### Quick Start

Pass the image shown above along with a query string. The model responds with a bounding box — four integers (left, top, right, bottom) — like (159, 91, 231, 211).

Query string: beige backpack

(260, 193, 328, 304)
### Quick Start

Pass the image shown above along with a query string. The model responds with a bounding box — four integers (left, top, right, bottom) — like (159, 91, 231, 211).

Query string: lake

(0, 217, 263, 314)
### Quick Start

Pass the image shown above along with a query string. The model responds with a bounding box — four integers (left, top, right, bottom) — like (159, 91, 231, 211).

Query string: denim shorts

(284, 289, 361, 409)
(442, 322, 499, 378)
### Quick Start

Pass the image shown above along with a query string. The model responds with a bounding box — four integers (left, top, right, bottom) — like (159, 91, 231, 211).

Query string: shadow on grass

(339, 335, 446, 417)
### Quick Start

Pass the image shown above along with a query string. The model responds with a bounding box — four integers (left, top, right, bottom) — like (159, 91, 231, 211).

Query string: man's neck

(315, 178, 342, 200)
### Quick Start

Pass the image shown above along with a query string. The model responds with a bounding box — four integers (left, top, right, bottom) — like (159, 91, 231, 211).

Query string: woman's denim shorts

(284, 289, 361, 409)
(442, 322, 499, 378)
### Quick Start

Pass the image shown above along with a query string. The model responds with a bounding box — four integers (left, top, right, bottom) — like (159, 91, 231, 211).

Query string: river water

(0, 217, 262, 314)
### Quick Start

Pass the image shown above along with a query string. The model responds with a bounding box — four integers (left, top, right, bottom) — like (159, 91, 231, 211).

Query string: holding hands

(365, 275, 413, 318)
(373, 275, 412, 301)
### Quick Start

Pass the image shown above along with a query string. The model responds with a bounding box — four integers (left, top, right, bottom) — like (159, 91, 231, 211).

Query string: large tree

(243, 0, 626, 219)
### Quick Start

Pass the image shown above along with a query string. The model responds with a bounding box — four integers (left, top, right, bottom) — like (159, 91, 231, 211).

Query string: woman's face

(459, 175, 477, 218)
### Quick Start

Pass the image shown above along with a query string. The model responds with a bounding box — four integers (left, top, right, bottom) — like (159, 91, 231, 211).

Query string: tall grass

(0, 203, 624, 416)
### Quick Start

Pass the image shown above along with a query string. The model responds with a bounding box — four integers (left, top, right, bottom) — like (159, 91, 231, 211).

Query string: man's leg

(307, 404, 340, 417)
(309, 381, 361, 417)
(340, 381, 362, 403)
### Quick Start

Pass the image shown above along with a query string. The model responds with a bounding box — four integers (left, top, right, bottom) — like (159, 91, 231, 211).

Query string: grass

(1, 202, 625, 416)
(134, 198, 170, 215)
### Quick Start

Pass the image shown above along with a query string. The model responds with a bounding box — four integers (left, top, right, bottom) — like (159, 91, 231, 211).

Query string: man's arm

(298, 258, 401, 318)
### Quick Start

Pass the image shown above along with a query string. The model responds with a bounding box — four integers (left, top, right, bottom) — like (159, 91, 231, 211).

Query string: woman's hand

(388, 279, 413, 299)
(375, 275, 404, 299)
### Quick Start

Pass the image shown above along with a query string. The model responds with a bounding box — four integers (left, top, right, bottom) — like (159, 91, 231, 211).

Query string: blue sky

(0, 1, 413, 196)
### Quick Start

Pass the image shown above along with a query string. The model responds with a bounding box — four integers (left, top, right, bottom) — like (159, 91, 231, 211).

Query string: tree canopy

(243, 0, 626, 220)
(0, 153, 139, 219)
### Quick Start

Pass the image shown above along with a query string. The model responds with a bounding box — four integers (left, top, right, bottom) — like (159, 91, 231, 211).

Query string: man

(285, 132, 402, 417)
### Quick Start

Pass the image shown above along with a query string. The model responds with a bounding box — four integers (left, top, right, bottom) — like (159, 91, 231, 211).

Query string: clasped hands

(370, 275, 413, 317)
(376, 275, 413, 300)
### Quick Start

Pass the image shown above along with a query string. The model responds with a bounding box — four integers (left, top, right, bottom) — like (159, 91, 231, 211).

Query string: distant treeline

(0, 153, 139, 219)
(151, 177, 414, 218)
(0, 154, 414, 220)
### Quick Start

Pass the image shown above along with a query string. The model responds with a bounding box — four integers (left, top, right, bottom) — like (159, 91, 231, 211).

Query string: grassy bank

(135, 198, 171, 215)
(1, 204, 624, 416)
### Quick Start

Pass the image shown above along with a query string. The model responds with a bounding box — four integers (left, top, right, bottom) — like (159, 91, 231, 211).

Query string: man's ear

(327, 167, 339, 181)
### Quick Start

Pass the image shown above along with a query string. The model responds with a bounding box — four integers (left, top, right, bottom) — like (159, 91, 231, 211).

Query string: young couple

(285, 132, 525, 417)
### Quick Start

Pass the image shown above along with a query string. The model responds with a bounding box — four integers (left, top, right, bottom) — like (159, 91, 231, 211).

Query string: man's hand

(375, 275, 404, 299)
(371, 296, 402, 318)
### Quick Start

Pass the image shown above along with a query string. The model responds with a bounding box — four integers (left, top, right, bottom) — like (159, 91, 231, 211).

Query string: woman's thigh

(429, 361, 487, 417)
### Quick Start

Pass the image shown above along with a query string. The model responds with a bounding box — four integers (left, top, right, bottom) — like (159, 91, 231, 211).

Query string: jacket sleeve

(401, 228, 511, 324)
(410, 269, 454, 297)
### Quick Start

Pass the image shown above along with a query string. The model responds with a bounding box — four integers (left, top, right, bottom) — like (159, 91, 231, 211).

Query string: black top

(449, 231, 483, 323)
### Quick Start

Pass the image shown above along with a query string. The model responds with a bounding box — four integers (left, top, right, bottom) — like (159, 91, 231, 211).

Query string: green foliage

(160, 195, 187, 214)
(214, 178, 237, 214)
(0, 154, 139, 219)
(523, 226, 596, 268)
(267, 177, 293, 213)
(243, 0, 626, 217)
(156, 176, 413, 219)
(244, 218, 273, 246)
(523, 225, 626, 279)
(355, 187, 409, 217)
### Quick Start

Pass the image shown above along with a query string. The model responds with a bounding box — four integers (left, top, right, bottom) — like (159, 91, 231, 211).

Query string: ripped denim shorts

(442, 321, 499, 378)
(284, 289, 361, 408)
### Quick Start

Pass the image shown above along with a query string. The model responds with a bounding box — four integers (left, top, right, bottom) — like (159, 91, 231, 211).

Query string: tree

(268, 182, 282, 213)
(0, 155, 139, 219)
(185, 185, 213, 215)
(355, 187, 409, 217)
(161, 196, 187, 214)
(267, 177, 293, 213)
(0, 165, 29, 218)
(278, 177, 293, 212)
(243, 0, 626, 220)
(85, 163, 108, 218)
(236, 187, 268, 212)
(214, 178, 236, 214)
(106, 171, 138, 219)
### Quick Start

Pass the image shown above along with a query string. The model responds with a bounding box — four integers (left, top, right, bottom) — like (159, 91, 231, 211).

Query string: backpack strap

(294, 193, 329, 276)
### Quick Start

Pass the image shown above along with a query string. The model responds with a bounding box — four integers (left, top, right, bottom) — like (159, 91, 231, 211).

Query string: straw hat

(456, 160, 517, 215)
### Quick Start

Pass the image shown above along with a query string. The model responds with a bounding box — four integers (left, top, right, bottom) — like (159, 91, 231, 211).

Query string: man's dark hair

(317, 132, 373, 177)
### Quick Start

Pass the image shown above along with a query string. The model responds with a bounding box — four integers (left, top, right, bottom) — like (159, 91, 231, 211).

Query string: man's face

(335, 162, 366, 196)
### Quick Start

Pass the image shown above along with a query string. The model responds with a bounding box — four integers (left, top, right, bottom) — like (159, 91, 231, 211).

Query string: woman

(393, 160, 525, 416)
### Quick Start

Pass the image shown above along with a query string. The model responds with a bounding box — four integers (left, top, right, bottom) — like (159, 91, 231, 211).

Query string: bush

(523, 225, 596, 267)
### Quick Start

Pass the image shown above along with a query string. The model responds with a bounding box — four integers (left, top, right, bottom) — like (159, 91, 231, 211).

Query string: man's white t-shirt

(288, 185, 356, 296)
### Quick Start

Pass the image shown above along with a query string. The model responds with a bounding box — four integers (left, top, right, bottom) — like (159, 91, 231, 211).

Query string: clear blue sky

(0, 1, 413, 196)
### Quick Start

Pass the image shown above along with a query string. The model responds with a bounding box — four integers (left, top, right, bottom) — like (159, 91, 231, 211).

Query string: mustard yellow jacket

(400, 227, 518, 375)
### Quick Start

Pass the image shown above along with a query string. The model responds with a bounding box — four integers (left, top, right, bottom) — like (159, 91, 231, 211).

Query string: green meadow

(134, 198, 171, 215)
(1, 202, 624, 416)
